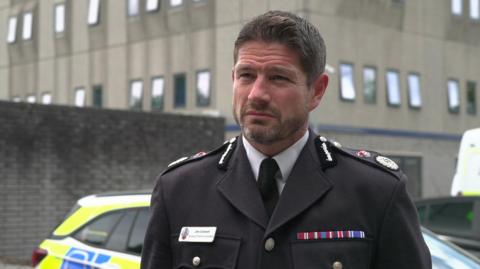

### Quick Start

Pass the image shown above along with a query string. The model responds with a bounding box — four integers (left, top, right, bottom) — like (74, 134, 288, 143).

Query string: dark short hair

(233, 10, 326, 85)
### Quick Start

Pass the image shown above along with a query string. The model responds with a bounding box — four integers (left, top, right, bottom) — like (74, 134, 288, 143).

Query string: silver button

(192, 256, 201, 267)
(332, 261, 343, 269)
(264, 237, 275, 251)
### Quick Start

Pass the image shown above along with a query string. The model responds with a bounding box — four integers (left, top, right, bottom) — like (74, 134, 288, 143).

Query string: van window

(427, 202, 474, 236)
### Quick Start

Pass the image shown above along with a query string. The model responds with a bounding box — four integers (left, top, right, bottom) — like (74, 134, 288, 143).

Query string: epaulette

(162, 137, 238, 175)
(314, 136, 338, 171)
(326, 138, 403, 179)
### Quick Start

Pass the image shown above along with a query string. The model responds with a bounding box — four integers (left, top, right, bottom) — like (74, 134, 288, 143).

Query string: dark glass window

(363, 66, 376, 104)
(92, 85, 103, 108)
(427, 202, 474, 236)
(151, 77, 165, 111)
(105, 210, 136, 252)
(74, 211, 123, 246)
(467, 81, 477, 115)
(174, 73, 186, 108)
(127, 208, 149, 254)
(388, 156, 422, 199)
(417, 206, 426, 224)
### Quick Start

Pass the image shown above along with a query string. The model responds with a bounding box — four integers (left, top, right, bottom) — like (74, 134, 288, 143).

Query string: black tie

(257, 158, 280, 218)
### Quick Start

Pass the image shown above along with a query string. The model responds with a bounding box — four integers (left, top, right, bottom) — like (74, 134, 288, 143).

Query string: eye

(237, 72, 255, 80)
(270, 75, 289, 82)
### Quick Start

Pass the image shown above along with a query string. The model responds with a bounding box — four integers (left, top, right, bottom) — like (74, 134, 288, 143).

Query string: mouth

(244, 110, 275, 119)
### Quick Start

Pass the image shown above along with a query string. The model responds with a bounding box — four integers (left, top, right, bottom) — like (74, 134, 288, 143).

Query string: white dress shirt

(243, 130, 309, 194)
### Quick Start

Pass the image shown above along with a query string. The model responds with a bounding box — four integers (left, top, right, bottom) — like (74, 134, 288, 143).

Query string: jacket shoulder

(320, 136, 404, 180)
(161, 137, 238, 175)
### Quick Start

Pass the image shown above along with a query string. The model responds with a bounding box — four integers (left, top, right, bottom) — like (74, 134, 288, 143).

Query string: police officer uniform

(141, 130, 431, 269)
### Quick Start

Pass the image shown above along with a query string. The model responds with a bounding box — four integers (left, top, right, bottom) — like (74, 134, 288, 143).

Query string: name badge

(178, 226, 217, 243)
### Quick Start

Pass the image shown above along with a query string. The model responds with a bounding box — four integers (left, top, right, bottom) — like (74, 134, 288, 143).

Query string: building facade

(1, 0, 479, 198)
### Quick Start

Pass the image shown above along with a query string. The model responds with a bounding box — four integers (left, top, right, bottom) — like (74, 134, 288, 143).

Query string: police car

(32, 191, 150, 269)
(32, 191, 480, 269)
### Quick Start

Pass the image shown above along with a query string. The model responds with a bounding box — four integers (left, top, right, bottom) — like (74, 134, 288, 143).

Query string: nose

(247, 76, 270, 103)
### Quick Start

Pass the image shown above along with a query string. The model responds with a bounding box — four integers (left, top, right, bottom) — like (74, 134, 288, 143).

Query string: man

(141, 11, 431, 269)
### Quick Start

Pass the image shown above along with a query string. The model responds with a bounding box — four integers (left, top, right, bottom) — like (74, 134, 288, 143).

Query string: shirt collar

(243, 130, 309, 182)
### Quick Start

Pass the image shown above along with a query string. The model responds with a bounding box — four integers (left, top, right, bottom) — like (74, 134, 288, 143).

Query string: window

(196, 70, 211, 107)
(6, 16, 17, 43)
(146, 0, 159, 12)
(174, 73, 186, 108)
(151, 77, 165, 111)
(74, 211, 123, 246)
(471, 0, 480, 19)
(75, 87, 86, 107)
(447, 79, 460, 113)
(128, 0, 140, 16)
(54, 4, 65, 33)
(386, 70, 401, 106)
(26, 94, 36, 103)
(388, 156, 422, 198)
(170, 0, 183, 7)
(427, 202, 474, 236)
(92, 85, 103, 108)
(452, 0, 463, 15)
(22, 12, 33, 40)
(12, 96, 21, 102)
(41, 92, 52, 104)
(363, 66, 376, 104)
(339, 63, 355, 101)
(130, 80, 143, 110)
(467, 81, 477, 115)
(127, 208, 149, 254)
(407, 73, 422, 108)
(105, 210, 136, 252)
(88, 0, 100, 25)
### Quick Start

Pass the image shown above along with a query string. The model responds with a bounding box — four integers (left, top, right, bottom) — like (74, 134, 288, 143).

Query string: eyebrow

(234, 64, 296, 75)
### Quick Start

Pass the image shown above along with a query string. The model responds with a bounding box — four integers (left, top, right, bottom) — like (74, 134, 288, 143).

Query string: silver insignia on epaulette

(168, 156, 188, 167)
(375, 156, 399, 171)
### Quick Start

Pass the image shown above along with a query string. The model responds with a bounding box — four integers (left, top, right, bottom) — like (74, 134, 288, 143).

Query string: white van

(451, 128, 480, 196)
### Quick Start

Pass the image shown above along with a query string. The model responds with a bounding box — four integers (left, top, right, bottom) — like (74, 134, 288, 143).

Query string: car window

(73, 211, 123, 246)
(427, 202, 474, 236)
(417, 205, 426, 224)
(105, 209, 137, 252)
(127, 208, 149, 254)
(423, 229, 480, 269)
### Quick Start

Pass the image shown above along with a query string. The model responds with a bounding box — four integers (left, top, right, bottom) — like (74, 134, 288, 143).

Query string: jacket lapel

(217, 137, 268, 229)
(266, 133, 333, 235)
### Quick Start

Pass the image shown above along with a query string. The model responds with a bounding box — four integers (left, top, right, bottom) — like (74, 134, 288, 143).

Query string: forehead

(235, 41, 302, 69)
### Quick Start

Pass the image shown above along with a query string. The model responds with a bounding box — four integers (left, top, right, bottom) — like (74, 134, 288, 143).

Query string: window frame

(129, 79, 144, 110)
(466, 81, 477, 115)
(54, 4, 66, 34)
(452, 0, 463, 16)
(173, 73, 187, 108)
(339, 62, 356, 102)
(146, 0, 160, 12)
(447, 79, 461, 114)
(386, 69, 401, 107)
(7, 16, 18, 44)
(407, 72, 422, 109)
(151, 76, 165, 111)
(127, 0, 140, 17)
(22, 12, 33, 41)
(87, 0, 101, 26)
(74, 87, 86, 107)
(470, 0, 480, 19)
(362, 65, 377, 104)
(196, 69, 211, 107)
(41, 92, 52, 104)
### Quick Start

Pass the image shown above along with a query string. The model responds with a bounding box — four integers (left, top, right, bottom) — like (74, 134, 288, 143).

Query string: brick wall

(0, 101, 224, 261)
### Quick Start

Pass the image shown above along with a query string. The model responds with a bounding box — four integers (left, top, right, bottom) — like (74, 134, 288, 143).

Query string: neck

(247, 127, 308, 157)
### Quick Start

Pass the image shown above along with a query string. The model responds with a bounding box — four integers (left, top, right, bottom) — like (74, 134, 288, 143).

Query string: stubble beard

(234, 102, 308, 146)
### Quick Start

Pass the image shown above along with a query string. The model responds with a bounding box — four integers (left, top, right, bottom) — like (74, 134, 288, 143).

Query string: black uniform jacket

(141, 132, 431, 269)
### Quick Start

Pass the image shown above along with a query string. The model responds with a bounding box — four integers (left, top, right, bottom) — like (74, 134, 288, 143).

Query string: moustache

(240, 102, 280, 119)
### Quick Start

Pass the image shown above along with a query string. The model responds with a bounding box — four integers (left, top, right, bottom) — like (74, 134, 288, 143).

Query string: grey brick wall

(0, 101, 224, 261)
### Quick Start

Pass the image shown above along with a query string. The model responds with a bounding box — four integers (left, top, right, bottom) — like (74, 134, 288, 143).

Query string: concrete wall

(0, 101, 224, 261)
